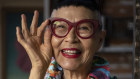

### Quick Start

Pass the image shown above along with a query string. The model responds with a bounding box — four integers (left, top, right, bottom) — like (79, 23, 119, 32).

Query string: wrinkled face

(51, 6, 105, 70)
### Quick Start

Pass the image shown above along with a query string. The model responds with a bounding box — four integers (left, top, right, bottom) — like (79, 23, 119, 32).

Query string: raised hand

(16, 10, 52, 79)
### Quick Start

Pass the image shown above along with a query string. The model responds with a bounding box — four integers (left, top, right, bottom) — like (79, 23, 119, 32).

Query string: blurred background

(0, 0, 135, 79)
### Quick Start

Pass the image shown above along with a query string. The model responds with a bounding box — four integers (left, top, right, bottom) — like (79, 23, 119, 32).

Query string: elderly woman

(16, 0, 116, 79)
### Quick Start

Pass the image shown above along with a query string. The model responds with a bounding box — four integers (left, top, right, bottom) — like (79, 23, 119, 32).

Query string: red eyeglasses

(49, 18, 99, 39)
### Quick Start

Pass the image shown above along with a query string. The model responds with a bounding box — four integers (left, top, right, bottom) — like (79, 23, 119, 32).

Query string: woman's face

(51, 6, 105, 70)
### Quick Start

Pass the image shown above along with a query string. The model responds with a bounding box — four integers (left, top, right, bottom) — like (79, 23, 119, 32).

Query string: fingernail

(34, 10, 38, 14)
(34, 10, 36, 14)
(16, 27, 19, 31)
(45, 20, 49, 23)
(46, 20, 51, 25)
(21, 14, 24, 18)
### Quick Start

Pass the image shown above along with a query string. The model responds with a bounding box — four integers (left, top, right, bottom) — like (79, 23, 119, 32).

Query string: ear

(96, 30, 106, 51)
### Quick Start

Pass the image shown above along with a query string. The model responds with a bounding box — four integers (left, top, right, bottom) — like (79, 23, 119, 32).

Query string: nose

(64, 28, 79, 43)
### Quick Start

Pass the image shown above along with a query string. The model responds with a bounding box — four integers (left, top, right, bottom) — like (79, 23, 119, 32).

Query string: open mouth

(61, 48, 81, 58)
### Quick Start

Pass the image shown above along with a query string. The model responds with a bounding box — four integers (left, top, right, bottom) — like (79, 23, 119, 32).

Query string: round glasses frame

(49, 18, 99, 39)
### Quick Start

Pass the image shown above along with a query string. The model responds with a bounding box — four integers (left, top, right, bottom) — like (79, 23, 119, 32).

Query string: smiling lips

(61, 48, 81, 58)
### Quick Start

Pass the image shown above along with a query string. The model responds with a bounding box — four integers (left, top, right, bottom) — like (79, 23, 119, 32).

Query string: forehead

(51, 6, 98, 22)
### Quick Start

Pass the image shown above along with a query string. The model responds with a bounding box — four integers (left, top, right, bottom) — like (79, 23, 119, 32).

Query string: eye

(78, 26, 90, 31)
(53, 21, 68, 29)
(56, 25, 66, 28)
(78, 22, 93, 32)
(79, 26, 89, 30)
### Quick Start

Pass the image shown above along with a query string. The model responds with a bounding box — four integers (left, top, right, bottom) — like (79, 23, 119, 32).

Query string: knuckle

(37, 29, 41, 34)
(30, 25, 34, 29)
(17, 38, 22, 43)
(37, 27, 41, 31)
(22, 30, 25, 34)
(30, 26, 32, 29)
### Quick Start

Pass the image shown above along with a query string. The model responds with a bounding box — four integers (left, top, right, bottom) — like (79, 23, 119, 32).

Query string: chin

(62, 65, 79, 71)
(59, 61, 81, 71)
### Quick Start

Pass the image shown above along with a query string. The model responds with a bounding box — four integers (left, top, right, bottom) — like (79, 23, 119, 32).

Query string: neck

(62, 63, 92, 79)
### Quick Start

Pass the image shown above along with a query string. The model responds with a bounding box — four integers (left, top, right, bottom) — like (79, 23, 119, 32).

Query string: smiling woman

(16, 0, 117, 79)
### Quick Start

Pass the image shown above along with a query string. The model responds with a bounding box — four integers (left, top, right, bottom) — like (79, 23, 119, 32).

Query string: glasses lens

(52, 21, 69, 36)
(77, 22, 94, 38)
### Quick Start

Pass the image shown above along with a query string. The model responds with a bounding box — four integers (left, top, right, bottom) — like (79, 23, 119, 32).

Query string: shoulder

(44, 57, 62, 79)
(93, 56, 109, 66)
(44, 56, 117, 79)
(90, 56, 117, 79)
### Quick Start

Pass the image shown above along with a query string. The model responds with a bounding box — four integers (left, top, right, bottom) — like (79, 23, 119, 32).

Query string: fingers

(44, 28, 52, 47)
(21, 14, 30, 39)
(16, 26, 26, 46)
(37, 20, 49, 38)
(16, 26, 41, 63)
(30, 10, 39, 35)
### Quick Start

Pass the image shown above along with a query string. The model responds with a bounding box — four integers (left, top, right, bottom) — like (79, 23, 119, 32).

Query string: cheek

(51, 36, 63, 53)
(81, 39, 99, 63)
(82, 39, 98, 52)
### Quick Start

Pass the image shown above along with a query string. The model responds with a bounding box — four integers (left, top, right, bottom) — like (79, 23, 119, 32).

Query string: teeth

(62, 50, 80, 55)
(68, 53, 73, 55)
